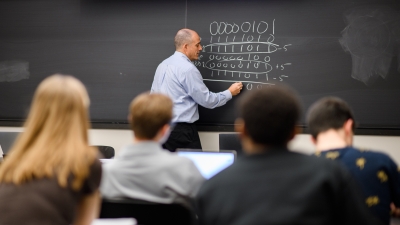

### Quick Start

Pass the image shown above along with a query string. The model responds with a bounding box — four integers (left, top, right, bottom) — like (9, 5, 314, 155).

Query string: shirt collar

(174, 51, 191, 62)
(118, 141, 164, 158)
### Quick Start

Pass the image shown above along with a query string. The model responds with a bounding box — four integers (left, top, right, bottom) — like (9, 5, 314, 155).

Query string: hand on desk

(229, 82, 243, 96)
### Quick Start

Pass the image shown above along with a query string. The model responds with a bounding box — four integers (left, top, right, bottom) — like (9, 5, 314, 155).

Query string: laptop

(177, 150, 236, 179)
(0, 132, 20, 157)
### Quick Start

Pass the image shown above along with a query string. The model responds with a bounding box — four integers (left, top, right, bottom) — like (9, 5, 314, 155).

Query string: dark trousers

(162, 123, 202, 152)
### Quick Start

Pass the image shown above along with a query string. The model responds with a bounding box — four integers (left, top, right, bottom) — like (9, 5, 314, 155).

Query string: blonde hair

(129, 93, 173, 139)
(0, 74, 97, 190)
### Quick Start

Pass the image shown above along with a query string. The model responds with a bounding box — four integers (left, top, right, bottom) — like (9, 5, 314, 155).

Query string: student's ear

(343, 119, 354, 145)
(160, 124, 170, 136)
(234, 118, 246, 139)
(154, 124, 170, 142)
(343, 119, 354, 135)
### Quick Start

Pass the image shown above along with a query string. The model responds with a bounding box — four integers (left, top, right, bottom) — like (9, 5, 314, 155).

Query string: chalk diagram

(339, 8, 400, 86)
(194, 20, 293, 90)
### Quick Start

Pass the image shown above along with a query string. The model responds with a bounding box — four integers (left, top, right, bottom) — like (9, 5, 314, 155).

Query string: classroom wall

(1, 126, 399, 164)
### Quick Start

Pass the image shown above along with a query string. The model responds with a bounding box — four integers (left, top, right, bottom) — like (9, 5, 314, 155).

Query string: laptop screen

(177, 150, 236, 179)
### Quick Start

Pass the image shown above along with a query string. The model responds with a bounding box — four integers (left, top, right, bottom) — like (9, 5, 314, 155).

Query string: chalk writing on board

(0, 61, 30, 82)
(195, 20, 293, 90)
(339, 7, 400, 86)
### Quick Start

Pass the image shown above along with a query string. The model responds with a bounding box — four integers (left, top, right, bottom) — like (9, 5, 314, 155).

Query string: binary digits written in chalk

(194, 20, 292, 90)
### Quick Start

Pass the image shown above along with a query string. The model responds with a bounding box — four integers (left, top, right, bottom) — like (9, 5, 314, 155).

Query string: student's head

(235, 85, 301, 152)
(129, 93, 173, 141)
(306, 97, 355, 141)
(175, 28, 202, 61)
(0, 74, 96, 190)
(27, 74, 90, 140)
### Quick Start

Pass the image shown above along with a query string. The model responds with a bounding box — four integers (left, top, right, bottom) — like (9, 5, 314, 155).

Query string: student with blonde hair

(0, 74, 102, 225)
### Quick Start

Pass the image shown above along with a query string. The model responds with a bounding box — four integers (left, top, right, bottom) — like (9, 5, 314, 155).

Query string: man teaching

(151, 28, 243, 152)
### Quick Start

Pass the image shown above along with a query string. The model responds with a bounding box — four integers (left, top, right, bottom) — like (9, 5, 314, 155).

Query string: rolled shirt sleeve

(181, 67, 232, 109)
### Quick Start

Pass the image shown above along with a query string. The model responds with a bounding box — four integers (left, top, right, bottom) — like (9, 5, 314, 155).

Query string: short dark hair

(129, 93, 173, 139)
(306, 97, 355, 139)
(237, 85, 301, 147)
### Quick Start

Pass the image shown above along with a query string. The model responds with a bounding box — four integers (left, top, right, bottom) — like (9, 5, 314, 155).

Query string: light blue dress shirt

(151, 51, 232, 123)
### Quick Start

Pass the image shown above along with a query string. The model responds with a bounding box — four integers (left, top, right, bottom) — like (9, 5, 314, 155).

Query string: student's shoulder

(342, 147, 396, 165)
(313, 147, 387, 161)
(160, 151, 198, 169)
(300, 151, 349, 172)
(199, 158, 247, 188)
(289, 150, 335, 163)
(157, 152, 204, 183)
(81, 158, 103, 194)
(196, 167, 235, 196)
(356, 148, 392, 158)
(303, 154, 356, 186)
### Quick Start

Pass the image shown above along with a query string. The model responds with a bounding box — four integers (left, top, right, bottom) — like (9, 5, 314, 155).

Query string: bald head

(174, 29, 195, 50)
(174, 28, 202, 61)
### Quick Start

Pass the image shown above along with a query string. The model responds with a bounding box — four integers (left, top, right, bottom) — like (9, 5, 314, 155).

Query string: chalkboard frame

(1, 118, 400, 135)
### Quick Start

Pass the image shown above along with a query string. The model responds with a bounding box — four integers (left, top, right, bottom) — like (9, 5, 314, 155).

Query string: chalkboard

(0, 0, 185, 125)
(0, 0, 399, 132)
(188, 0, 400, 131)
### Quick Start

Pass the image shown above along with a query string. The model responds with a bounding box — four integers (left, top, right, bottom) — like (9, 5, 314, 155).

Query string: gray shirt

(100, 142, 205, 207)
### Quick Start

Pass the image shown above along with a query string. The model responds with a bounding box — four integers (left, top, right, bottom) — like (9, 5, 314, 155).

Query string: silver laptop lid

(176, 150, 236, 179)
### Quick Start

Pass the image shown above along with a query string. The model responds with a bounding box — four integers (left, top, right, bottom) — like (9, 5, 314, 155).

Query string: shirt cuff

(222, 89, 233, 100)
